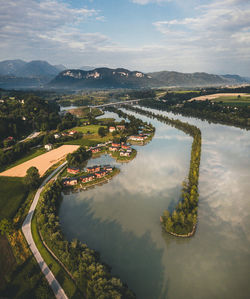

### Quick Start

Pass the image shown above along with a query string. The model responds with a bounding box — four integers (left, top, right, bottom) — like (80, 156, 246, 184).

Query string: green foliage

(0, 177, 28, 221)
(36, 181, 135, 298)
(0, 218, 13, 235)
(98, 126, 106, 137)
(25, 167, 40, 190)
(66, 146, 91, 167)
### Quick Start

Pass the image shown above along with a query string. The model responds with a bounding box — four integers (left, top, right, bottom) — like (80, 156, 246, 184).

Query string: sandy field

(188, 93, 250, 102)
(0, 145, 79, 177)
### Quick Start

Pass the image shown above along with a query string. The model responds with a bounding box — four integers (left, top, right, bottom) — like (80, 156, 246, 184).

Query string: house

(69, 130, 77, 135)
(44, 144, 53, 151)
(128, 135, 145, 141)
(112, 143, 120, 147)
(67, 167, 80, 174)
(109, 126, 116, 133)
(63, 178, 78, 186)
(120, 151, 131, 157)
(80, 175, 95, 183)
(109, 146, 118, 152)
(121, 144, 130, 150)
(6, 136, 14, 141)
(86, 165, 100, 173)
(95, 170, 107, 178)
(103, 165, 113, 172)
(54, 133, 61, 139)
(91, 147, 101, 154)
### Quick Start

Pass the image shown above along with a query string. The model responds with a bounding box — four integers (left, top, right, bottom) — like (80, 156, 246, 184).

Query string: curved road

(22, 161, 68, 299)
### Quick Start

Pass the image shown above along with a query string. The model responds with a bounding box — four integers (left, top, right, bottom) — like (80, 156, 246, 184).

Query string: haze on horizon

(0, 0, 250, 77)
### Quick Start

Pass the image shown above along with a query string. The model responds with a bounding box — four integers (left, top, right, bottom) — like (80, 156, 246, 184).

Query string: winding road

(22, 161, 68, 299)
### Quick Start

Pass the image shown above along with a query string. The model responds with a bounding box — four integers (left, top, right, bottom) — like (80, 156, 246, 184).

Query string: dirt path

(0, 145, 79, 177)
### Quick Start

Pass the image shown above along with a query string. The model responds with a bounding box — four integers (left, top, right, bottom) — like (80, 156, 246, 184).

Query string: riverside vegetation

(36, 177, 135, 299)
(124, 106, 201, 236)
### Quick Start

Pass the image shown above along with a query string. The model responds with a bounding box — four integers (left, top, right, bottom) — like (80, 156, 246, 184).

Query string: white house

(44, 144, 53, 151)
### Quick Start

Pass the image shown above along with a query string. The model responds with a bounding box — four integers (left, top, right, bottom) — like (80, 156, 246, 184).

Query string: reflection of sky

(59, 109, 250, 299)
(96, 111, 125, 122)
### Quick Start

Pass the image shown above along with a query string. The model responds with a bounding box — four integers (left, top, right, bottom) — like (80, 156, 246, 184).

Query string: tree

(98, 126, 106, 137)
(25, 166, 40, 189)
(0, 218, 13, 235)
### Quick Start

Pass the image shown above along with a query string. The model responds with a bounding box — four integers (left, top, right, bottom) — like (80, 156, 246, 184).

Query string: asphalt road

(22, 161, 68, 299)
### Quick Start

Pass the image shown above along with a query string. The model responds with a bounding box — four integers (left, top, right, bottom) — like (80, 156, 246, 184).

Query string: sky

(0, 0, 250, 76)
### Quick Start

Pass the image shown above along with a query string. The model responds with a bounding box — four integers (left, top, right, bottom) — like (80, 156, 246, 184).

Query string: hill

(49, 67, 154, 89)
(147, 71, 248, 87)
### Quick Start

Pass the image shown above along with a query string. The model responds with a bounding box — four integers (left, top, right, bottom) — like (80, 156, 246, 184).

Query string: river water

(59, 108, 250, 299)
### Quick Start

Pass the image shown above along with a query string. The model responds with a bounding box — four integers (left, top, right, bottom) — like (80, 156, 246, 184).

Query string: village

(62, 164, 119, 188)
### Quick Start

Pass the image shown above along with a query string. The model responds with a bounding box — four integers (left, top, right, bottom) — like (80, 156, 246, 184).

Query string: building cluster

(109, 125, 126, 133)
(63, 165, 114, 186)
(128, 133, 150, 141)
(108, 142, 132, 157)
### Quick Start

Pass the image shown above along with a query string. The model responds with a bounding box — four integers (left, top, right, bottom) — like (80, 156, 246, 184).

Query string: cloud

(152, 0, 250, 74)
(0, 0, 108, 64)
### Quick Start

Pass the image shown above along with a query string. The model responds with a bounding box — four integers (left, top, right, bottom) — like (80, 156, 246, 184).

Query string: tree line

(36, 181, 136, 299)
(140, 97, 250, 130)
(124, 105, 202, 236)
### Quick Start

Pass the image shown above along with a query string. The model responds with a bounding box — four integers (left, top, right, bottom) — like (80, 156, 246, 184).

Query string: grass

(0, 177, 28, 221)
(31, 213, 82, 298)
(213, 96, 250, 103)
(0, 147, 46, 172)
(0, 235, 16, 289)
(0, 253, 54, 298)
(72, 124, 106, 134)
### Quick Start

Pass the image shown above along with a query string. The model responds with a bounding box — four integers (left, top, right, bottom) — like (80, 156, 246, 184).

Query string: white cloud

(152, 0, 250, 75)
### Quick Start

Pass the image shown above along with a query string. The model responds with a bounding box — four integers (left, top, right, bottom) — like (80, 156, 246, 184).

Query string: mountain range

(0, 60, 66, 77)
(0, 59, 249, 90)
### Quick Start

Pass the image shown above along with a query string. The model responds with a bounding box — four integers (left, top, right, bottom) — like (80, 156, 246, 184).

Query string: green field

(213, 95, 250, 104)
(73, 124, 106, 134)
(0, 250, 54, 298)
(0, 177, 28, 221)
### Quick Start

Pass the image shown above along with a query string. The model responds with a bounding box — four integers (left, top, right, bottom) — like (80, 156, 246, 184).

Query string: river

(59, 108, 250, 299)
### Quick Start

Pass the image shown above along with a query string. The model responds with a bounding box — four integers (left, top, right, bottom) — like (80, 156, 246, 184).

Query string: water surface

(59, 109, 250, 299)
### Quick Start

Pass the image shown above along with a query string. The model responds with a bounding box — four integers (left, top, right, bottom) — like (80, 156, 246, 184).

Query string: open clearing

(188, 93, 250, 102)
(0, 145, 79, 177)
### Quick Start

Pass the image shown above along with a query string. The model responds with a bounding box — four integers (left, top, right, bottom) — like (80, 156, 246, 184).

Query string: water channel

(59, 108, 250, 299)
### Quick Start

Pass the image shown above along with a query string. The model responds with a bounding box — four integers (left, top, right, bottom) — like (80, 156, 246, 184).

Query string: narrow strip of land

(22, 162, 68, 299)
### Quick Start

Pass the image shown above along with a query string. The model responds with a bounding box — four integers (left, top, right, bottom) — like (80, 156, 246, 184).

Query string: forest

(124, 105, 201, 236)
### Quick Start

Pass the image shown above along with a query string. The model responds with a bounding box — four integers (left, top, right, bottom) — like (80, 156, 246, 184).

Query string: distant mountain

(0, 59, 26, 76)
(0, 59, 248, 90)
(14, 60, 60, 78)
(0, 59, 67, 89)
(0, 59, 64, 78)
(147, 71, 248, 87)
(50, 68, 248, 89)
(49, 68, 154, 89)
(221, 74, 248, 84)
